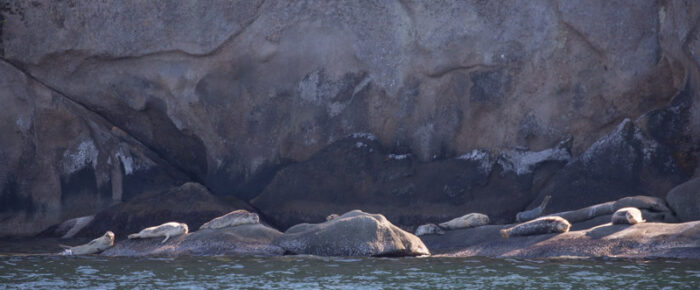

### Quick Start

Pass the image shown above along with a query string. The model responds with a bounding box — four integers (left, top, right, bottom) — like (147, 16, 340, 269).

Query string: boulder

(273, 210, 430, 257)
(535, 118, 689, 215)
(102, 223, 284, 257)
(421, 221, 700, 259)
(666, 178, 700, 222)
(80, 182, 251, 238)
(252, 135, 569, 229)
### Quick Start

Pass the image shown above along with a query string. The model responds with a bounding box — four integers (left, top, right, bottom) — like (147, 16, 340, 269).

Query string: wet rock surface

(273, 210, 430, 257)
(422, 221, 700, 259)
(102, 223, 284, 257)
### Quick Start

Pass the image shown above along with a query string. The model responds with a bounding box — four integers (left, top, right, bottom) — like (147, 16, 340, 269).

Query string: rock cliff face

(1, 0, 698, 236)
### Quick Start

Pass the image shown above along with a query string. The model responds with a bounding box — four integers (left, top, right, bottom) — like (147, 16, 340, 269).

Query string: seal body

(500, 216, 571, 238)
(199, 210, 259, 230)
(414, 223, 445, 236)
(326, 214, 339, 221)
(128, 222, 188, 243)
(516, 195, 551, 222)
(439, 213, 489, 230)
(612, 207, 645, 225)
(61, 231, 114, 255)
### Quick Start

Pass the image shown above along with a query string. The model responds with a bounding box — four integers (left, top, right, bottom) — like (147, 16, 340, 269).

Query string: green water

(1, 255, 699, 289)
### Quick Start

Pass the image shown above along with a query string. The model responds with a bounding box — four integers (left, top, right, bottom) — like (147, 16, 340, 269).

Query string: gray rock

(534, 118, 689, 215)
(54, 216, 94, 239)
(80, 182, 251, 238)
(102, 223, 284, 257)
(421, 221, 700, 259)
(252, 134, 569, 230)
(273, 210, 430, 257)
(666, 178, 700, 222)
(1, 0, 699, 236)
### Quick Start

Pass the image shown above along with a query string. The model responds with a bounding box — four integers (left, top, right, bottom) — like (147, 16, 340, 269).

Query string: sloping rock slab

(80, 182, 250, 238)
(421, 221, 700, 259)
(102, 224, 283, 257)
(273, 210, 430, 257)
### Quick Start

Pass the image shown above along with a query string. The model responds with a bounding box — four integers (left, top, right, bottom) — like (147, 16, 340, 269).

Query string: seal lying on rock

(439, 213, 489, 230)
(612, 207, 645, 225)
(60, 231, 114, 255)
(128, 222, 188, 243)
(500, 216, 571, 238)
(199, 210, 259, 230)
(415, 223, 445, 236)
(516, 195, 551, 222)
(326, 214, 339, 221)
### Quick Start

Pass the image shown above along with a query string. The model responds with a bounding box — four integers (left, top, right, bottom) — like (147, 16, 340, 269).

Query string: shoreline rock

(421, 221, 700, 259)
(102, 223, 284, 257)
(273, 210, 430, 257)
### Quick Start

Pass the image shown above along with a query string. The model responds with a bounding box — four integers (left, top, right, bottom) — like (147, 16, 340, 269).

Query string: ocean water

(0, 255, 699, 289)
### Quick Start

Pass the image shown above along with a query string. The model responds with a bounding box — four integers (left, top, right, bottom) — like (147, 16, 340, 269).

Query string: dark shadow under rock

(79, 182, 251, 238)
(102, 223, 283, 257)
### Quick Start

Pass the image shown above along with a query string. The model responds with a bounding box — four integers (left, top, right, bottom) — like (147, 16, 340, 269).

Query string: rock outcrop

(1, 1, 699, 236)
(79, 182, 250, 238)
(666, 178, 700, 222)
(273, 210, 430, 257)
(422, 221, 700, 259)
(102, 223, 284, 257)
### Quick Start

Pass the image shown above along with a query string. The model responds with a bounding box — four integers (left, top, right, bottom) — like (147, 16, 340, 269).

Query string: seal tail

(500, 229, 510, 238)
(128, 233, 138, 239)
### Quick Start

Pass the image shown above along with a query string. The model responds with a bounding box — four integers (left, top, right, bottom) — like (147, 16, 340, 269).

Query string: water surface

(1, 255, 699, 289)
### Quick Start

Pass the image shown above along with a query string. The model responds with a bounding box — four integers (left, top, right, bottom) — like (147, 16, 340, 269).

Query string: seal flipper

(60, 249, 73, 255)
(161, 233, 170, 244)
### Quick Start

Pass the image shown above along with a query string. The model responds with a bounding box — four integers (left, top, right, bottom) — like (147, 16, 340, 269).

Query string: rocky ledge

(102, 223, 284, 257)
(421, 221, 700, 259)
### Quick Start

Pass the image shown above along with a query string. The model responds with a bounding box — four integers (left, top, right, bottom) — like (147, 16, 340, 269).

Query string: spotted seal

(516, 195, 551, 222)
(326, 214, 339, 221)
(611, 207, 645, 225)
(439, 213, 489, 230)
(500, 216, 571, 238)
(199, 210, 260, 230)
(414, 223, 445, 236)
(60, 231, 114, 255)
(128, 222, 188, 243)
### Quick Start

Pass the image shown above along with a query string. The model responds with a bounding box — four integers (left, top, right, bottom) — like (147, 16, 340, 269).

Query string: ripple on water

(0, 255, 699, 288)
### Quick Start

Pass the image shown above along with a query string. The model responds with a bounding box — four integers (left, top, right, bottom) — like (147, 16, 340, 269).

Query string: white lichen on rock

(498, 143, 571, 175)
(62, 140, 99, 174)
(456, 149, 494, 174)
(349, 132, 377, 141)
(387, 154, 410, 160)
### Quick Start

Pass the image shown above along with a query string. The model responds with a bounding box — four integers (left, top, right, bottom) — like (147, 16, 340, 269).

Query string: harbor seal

(500, 216, 571, 238)
(199, 210, 260, 230)
(516, 195, 551, 222)
(128, 222, 188, 243)
(414, 223, 445, 236)
(326, 214, 339, 221)
(60, 231, 114, 255)
(612, 207, 645, 225)
(439, 213, 489, 230)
